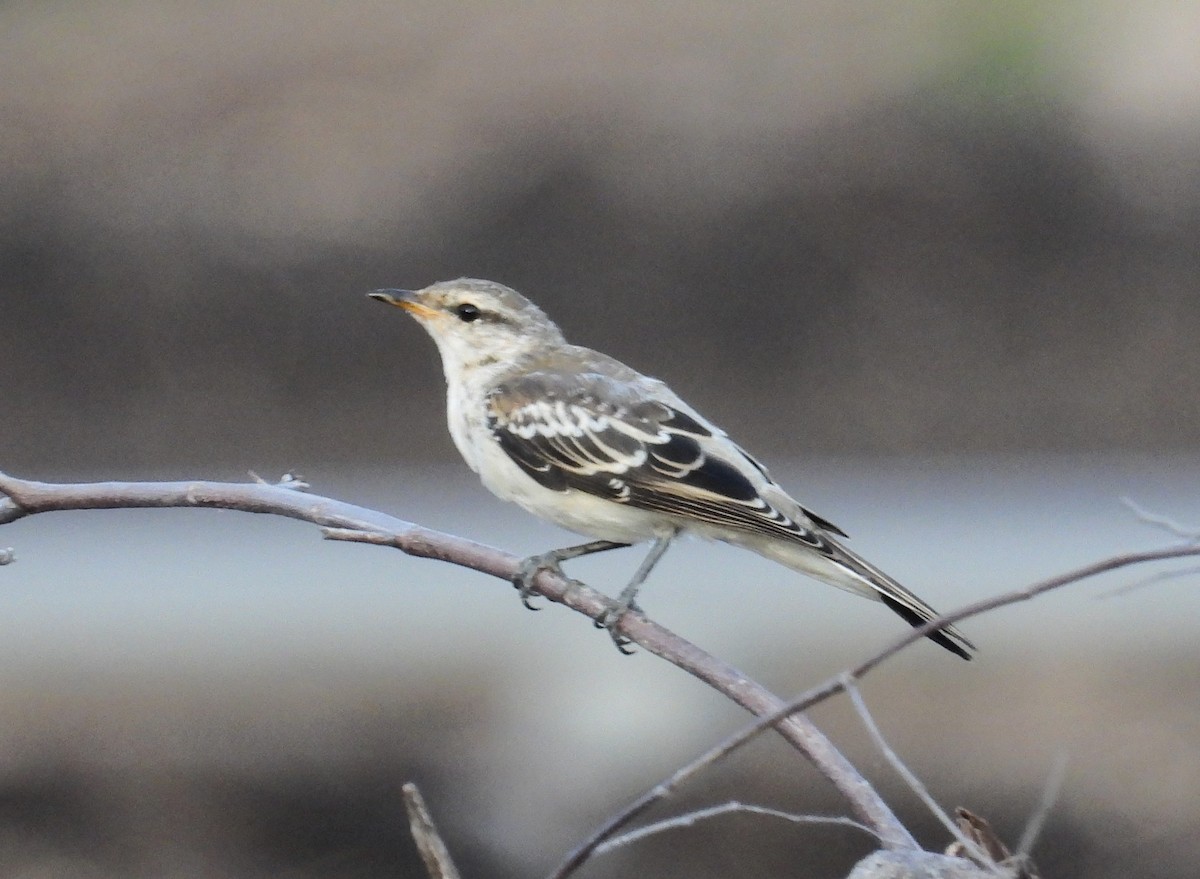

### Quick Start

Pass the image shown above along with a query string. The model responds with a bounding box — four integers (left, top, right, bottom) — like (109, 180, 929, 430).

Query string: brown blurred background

(2, 2, 1199, 878)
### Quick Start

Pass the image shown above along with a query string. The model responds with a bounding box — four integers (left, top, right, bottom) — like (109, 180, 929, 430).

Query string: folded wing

(486, 371, 831, 548)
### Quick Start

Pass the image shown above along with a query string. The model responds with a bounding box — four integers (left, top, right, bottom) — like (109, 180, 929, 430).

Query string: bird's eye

(454, 303, 482, 323)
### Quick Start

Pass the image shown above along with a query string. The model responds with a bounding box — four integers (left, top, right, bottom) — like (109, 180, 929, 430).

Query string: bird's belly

(514, 484, 666, 543)
(466, 432, 662, 543)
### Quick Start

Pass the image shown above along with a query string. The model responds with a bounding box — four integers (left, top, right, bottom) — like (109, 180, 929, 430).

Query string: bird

(369, 278, 973, 659)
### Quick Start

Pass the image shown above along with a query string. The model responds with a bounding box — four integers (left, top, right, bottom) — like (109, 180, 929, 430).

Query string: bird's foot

(594, 597, 643, 655)
(512, 552, 570, 610)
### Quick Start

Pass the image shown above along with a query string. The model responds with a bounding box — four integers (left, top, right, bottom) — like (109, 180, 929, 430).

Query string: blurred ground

(3, 2, 1200, 877)
(0, 652, 1196, 879)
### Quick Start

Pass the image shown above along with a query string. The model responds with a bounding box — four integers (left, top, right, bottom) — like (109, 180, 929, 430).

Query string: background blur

(2, 2, 1199, 877)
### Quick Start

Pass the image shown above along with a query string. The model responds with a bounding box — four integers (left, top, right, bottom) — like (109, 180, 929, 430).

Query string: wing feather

(487, 372, 826, 548)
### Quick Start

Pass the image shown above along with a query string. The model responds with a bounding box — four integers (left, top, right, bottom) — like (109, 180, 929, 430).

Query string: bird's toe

(512, 552, 567, 609)
(594, 598, 637, 654)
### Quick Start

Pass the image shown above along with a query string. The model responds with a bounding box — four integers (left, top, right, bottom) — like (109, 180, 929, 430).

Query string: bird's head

(369, 278, 565, 377)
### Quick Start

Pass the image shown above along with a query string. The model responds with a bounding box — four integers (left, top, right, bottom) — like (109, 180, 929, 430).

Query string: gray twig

(1015, 753, 1068, 863)
(594, 800, 878, 855)
(1120, 496, 1200, 542)
(1095, 563, 1200, 598)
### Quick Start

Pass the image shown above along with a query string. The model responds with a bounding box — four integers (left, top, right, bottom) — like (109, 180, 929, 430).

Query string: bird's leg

(597, 531, 676, 653)
(512, 539, 629, 609)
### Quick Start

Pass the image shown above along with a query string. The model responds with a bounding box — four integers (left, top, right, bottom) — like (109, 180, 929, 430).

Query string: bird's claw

(514, 547, 642, 654)
(512, 553, 569, 610)
(594, 599, 641, 654)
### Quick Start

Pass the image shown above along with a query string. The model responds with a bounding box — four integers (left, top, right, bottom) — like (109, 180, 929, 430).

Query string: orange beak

(367, 289, 440, 320)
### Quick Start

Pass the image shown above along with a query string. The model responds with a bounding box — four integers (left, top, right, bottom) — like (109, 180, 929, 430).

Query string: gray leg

(513, 539, 629, 609)
(598, 531, 676, 653)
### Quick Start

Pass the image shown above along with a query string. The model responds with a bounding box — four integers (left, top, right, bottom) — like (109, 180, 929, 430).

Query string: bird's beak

(367, 289, 440, 320)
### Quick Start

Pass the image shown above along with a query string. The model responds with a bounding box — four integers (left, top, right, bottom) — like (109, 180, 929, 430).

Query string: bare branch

(594, 800, 878, 856)
(557, 541, 1200, 876)
(0, 471, 915, 853)
(322, 527, 397, 545)
(402, 782, 463, 879)
(12, 472, 1180, 876)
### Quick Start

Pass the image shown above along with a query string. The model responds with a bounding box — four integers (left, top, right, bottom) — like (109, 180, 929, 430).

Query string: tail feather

(825, 538, 975, 660)
(877, 593, 973, 660)
(741, 533, 976, 660)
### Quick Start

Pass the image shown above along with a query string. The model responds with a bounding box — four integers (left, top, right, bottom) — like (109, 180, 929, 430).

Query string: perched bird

(369, 279, 973, 659)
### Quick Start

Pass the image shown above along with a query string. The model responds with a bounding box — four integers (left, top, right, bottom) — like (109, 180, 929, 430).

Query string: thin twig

(1121, 496, 1200, 541)
(1095, 564, 1200, 598)
(843, 676, 999, 873)
(0, 471, 915, 852)
(1015, 753, 1068, 862)
(403, 782, 463, 879)
(594, 800, 878, 855)
(546, 724, 790, 879)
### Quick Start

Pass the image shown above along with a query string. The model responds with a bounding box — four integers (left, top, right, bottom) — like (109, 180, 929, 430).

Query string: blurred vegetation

(3, 1, 1198, 474)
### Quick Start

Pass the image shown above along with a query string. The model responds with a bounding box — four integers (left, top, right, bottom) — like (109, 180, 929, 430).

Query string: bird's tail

(744, 534, 975, 660)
